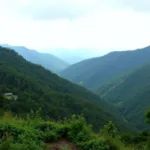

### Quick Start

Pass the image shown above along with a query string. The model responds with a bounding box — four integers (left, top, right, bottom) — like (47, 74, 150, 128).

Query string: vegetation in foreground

(0, 110, 150, 150)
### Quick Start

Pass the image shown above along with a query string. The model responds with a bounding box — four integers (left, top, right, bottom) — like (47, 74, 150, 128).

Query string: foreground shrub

(100, 121, 117, 138)
(120, 133, 133, 147)
(104, 139, 119, 150)
(79, 139, 109, 150)
(0, 137, 12, 150)
(67, 115, 92, 144)
(0, 112, 150, 150)
(35, 121, 67, 142)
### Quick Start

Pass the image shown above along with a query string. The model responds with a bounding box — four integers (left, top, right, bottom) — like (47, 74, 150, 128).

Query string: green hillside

(1, 44, 69, 73)
(0, 46, 134, 132)
(98, 64, 150, 130)
(60, 46, 150, 91)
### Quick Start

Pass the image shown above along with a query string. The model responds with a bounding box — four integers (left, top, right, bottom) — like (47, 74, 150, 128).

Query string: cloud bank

(0, 0, 150, 55)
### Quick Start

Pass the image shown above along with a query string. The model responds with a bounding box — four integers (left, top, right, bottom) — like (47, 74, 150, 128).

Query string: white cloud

(0, 0, 150, 55)
(3, 0, 150, 20)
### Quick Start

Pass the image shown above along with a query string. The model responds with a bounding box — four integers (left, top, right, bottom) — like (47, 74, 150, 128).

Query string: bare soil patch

(46, 139, 82, 150)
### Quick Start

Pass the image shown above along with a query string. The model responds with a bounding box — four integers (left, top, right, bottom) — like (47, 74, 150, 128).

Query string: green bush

(100, 121, 117, 138)
(67, 115, 91, 144)
(147, 138, 150, 150)
(0, 123, 24, 140)
(80, 139, 109, 150)
(43, 130, 59, 142)
(55, 125, 68, 138)
(35, 121, 68, 142)
(0, 117, 45, 150)
(120, 133, 133, 146)
(0, 113, 150, 150)
(0, 137, 12, 150)
(35, 122, 56, 132)
(104, 139, 119, 150)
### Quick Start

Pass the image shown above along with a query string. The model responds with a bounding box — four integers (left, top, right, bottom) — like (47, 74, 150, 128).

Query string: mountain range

(48, 48, 102, 64)
(1, 44, 69, 73)
(1, 44, 150, 131)
(60, 45, 150, 130)
(0, 46, 135, 132)
(60, 46, 150, 91)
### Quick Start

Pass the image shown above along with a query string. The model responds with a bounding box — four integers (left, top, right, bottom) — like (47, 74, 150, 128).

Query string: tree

(120, 133, 133, 146)
(145, 109, 150, 124)
(0, 94, 5, 108)
(144, 109, 150, 150)
(100, 121, 117, 137)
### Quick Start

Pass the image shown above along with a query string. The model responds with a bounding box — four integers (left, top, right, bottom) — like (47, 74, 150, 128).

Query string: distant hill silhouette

(60, 46, 150, 91)
(1, 44, 69, 73)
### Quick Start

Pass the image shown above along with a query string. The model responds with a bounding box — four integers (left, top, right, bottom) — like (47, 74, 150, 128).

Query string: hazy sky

(0, 0, 150, 55)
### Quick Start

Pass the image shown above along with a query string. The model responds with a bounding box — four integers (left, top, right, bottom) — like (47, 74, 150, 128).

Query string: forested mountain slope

(98, 64, 150, 129)
(0, 46, 135, 132)
(1, 44, 69, 73)
(60, 46, 150, 91)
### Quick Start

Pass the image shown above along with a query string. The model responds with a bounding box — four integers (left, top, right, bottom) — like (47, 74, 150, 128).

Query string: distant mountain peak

(0, 44, 69, 73)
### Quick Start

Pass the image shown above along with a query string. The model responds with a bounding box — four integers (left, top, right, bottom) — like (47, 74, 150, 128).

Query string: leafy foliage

(145, 109, 150, 124)
(0, 112, 149, 150)
(100, 121, 117, 137)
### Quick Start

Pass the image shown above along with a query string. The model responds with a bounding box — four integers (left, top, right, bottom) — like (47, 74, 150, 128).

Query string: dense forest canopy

(98, 64, 150, 130)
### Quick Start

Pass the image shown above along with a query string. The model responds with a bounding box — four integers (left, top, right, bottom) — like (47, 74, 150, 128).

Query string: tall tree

(145, 109, 150, 124)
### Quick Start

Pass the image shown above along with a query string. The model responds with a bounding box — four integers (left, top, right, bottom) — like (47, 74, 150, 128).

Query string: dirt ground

(46, 139, 82, 150)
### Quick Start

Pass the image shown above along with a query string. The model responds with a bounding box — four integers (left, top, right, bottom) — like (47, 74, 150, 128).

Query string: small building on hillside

(4, 93, 13, 96)
(3, 93, 18, 100)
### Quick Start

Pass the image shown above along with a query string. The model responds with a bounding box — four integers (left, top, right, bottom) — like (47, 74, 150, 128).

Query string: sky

(0, 0, 150, 56)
